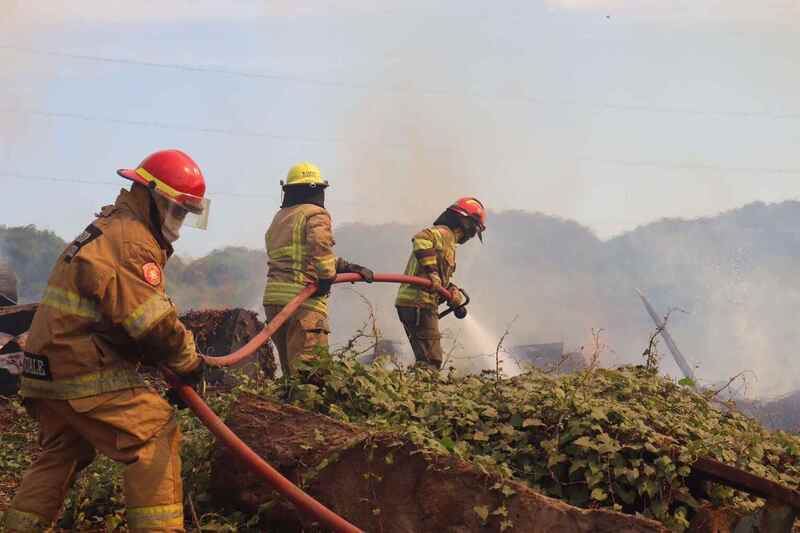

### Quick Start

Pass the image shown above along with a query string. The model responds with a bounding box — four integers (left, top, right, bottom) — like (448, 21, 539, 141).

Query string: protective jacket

(396, 225, 458, 309)
(263, 204, 339, 316)
(20, 186, 198, 400)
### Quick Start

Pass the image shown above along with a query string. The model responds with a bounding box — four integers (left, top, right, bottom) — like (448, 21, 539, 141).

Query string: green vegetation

(3, 357, 798, 531)
(275, 357, 800, 529)
(0, 391, 242, 532)
(166, 246, 266, 312)
(0, 225, 65, 302)
(0, 224, 265, 310)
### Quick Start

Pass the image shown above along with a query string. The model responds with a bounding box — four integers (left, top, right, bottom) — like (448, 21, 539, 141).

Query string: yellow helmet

(283, 162, 329, 188)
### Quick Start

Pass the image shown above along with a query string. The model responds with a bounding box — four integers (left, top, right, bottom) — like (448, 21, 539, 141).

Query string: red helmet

(448, 197, 486, 241)
(117, 149, 210, 229)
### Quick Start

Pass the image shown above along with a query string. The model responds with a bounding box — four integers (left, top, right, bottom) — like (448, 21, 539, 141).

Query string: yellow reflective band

(41, 286, 100, 321)
(413, 238, 434, 251)
(313, 255, 336, 277)
(123, 294, 173, 339)
(263, 282, 328, 314)
(135, 167, 200, 204)
(419, 257, 437, 267)
(127, 503, 183, 530)
(396, 286, 420, 299)
(19, 364, 145, 400)
(396, 286, 437, 308)
(264, 280, 305, 297)
(432, 228, 444, 249)
(268, 244, 296, 260)
(302, 298, 328, 314)
(2, 508, 50, 532)
(403, 255, 420, 276)
(292, 213, 306, 269)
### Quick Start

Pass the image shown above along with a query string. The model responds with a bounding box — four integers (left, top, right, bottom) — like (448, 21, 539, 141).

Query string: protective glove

(165, 357, 206, 410)
(336, 259, 375, 283)
(446, 283, 464, 307)
(347, 263, 374, 283)
(313, 277, 334, 298)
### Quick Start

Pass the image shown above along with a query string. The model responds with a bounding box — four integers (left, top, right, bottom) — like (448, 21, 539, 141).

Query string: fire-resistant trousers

(396, 306, 443, 369)
(3, 387, 184, 533)
(264, 305, 330, 377)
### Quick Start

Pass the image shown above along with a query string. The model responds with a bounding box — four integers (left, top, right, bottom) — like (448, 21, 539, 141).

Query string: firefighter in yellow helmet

(2, 150, 210, 533)
(263, 163, 374, 376)
(395, 197, 486, 369)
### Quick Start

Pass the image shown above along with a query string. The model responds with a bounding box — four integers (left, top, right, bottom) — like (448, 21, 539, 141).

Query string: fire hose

(162, 273, 467, 533)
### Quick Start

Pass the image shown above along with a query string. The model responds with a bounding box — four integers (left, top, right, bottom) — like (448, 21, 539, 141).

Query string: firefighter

(395, 197, 486, 369)
(263, 162, 374, 376)
(2, 150, 211, 533)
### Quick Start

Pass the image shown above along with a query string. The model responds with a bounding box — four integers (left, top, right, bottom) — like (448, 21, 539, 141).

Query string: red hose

(162, 367, 364, 533)
(204, 273, 450, 368)
(161, 274, 450, 533)
(164, 274, 447, 532)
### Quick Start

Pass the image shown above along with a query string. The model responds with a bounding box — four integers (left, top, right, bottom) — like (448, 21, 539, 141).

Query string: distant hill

(5, 200, 800, 396)
(0, 225, 66, 302)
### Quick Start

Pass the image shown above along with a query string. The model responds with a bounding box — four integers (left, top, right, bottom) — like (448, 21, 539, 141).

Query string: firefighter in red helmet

(3, 149, 209, 533)
(395, 197, 486, 369)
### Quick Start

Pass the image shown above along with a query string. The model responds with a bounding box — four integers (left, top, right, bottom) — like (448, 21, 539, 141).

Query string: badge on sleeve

(142, 262, 162, 286)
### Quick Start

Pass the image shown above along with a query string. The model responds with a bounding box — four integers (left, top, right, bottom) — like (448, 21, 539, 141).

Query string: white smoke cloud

(543, 0, 799, 24)
(1, 0, 431, 26)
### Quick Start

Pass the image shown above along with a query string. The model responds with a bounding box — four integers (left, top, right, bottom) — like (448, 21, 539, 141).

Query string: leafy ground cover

(273, 357, 800, 530)
(1, 358, 799, 531)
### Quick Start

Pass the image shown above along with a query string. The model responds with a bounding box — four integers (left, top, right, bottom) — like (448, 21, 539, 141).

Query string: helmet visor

(183, 197, 211, 230)
(154, 189, 211, 231)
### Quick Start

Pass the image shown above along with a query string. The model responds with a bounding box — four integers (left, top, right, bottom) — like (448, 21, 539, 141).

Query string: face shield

(151, 188, 211, 243)
(180, 194, 211, 230)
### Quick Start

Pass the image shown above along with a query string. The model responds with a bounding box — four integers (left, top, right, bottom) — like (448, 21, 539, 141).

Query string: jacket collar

(113, 187, 174, 257)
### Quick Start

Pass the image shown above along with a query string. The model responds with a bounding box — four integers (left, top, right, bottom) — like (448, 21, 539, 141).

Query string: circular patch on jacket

(142, 262, 162, 286)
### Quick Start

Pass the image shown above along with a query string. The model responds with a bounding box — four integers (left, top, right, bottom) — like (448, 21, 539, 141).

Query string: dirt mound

(210, 395, 667, 532)
(180, 308, 276, 381)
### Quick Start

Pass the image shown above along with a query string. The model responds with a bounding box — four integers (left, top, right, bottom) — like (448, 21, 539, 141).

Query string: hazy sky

(2, 0, 800, 256)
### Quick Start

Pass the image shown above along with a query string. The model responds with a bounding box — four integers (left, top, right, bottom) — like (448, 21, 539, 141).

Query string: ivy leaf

(500, 485, 516, 498)
(492, 505, 508, 517)
(482, 407, 499, 418)
(522, 418, 545, 428)
(439, 436, 455, 452)
(473, 505, 490, 523)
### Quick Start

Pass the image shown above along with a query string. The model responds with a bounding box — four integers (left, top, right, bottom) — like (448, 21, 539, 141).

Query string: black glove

(165, 358, 205, 410)
(454, 306, 468, 319)
(446, 283, 464, 307)
(313, 277, 334, 298)
(337, 259, 374, 283)
(348, 263, 374, 283)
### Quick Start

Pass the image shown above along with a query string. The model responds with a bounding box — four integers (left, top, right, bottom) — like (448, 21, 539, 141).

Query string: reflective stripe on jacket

(20, 186, 198, 399)
(395, 225, 457, 309)
(262, 204, 337, 316)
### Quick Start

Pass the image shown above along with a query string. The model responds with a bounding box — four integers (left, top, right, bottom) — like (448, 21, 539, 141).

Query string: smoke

(329, 201, 800, 398)
(337, 92, 493, 227)
(543, 0, 800, 25)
